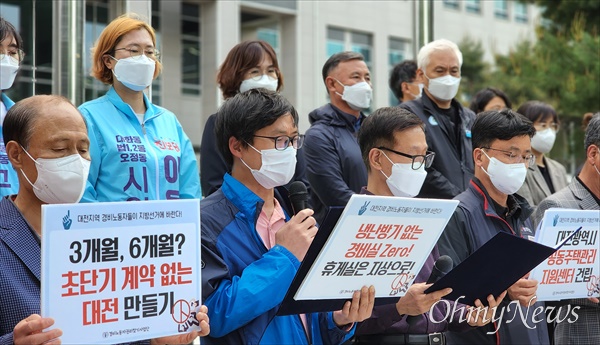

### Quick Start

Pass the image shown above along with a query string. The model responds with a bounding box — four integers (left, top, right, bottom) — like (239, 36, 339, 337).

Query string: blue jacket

(201, 173, 354, 344)
(304, 104, 367, 224)
(437, 178, 550, 345)
(78, 88, 200, 202)
(0, 93, 18, 197)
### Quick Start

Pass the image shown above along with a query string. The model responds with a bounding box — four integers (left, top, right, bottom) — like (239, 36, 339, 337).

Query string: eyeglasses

(534, 122, 559, 132)
(253, 134, 304, 151)
(378, 146, 435, 170)
(114, 46, 160, 60)
(482, 147, 536, 166)
(246, 67, 279, 81)
(0, 49, 25, 63)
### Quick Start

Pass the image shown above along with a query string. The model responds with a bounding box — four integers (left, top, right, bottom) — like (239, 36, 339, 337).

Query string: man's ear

(416, 68, 424, 80)
(229, 136, 243, 159)
(325, 76, 338, 94)
(368, 148, 384, 172)
(5, 141, 25, 169)
(473, 148, 484, 168)
(401, 81, 411, 94)
(587, 144, 599, 165)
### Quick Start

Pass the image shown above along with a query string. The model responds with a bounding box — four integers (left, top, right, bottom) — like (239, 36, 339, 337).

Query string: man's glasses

(378, 146, 435, 170)
(114, 46, 160, 60)
(253, 134, 304, 151)
(482, 147, 536, 166)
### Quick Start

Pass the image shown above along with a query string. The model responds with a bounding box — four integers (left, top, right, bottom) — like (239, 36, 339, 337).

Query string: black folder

(277, 206, 398, 316)
(424, 231, 575, 305)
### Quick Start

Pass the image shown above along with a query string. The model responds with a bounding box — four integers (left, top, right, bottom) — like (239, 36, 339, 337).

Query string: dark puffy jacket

(437, 178, 550, 345)
(400, 94, 475, 199)
(200, 113, 311, 207)
(304, 104, 367, 223)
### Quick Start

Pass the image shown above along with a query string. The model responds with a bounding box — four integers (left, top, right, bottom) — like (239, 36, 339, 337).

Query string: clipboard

(277, 206, 400, 316)
(425, 227, 583, 305)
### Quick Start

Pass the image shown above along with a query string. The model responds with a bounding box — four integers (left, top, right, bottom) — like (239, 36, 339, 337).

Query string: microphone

(406, 255, 453, 327)
(288, 181, 309, 215)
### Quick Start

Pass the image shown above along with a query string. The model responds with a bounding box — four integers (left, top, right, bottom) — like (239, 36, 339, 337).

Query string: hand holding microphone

(275, 182, 317, 261)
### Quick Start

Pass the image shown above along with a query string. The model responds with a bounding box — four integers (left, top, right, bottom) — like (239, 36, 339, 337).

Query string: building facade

(1, 0, 539, 146)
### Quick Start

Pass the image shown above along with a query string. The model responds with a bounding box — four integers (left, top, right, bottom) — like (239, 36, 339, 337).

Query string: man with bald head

(0, 95, 209, 344)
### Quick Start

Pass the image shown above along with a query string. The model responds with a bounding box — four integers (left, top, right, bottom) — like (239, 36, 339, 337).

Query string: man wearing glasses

(1, 17, 25, 197)
(437, 109, 550, 344)
(201, 88, 375, 345)
(351, 107, 504, 345)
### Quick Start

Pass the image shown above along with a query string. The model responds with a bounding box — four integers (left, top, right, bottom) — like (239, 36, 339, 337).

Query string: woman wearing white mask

(200, 40, 311, 203)
(0, 17, 24, 197)
(516, 101, 568, 206)
(78, 14, 200, 202)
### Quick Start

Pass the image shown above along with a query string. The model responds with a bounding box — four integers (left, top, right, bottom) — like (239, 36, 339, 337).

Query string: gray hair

(322, 51, 364, 83)
(417, 38, 463, 70)
(584, 113, 600, 150)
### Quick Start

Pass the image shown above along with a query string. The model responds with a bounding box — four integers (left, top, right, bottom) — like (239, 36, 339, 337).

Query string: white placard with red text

(295, 194, 459, 300)
(530, 208, 600, 301)
(41, 199, 201, 344)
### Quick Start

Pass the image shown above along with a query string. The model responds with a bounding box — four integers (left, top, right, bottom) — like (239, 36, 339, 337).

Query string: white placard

(295, 194, 458, 300)
(530, 208, 600, 301)
(41, 199, 201, 344)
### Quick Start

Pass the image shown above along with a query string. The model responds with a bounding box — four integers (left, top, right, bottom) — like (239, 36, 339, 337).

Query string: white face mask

(241, 144, 297, 189)
(407, 83, 424, 100)
(239, 74, 278, 93)
(531, 128, 556, 154)
(335, 79, 373, 110)
(481, 150, 527, 195)
(0, 54, 20, 90)
(424, 73, 461, 101)
(380, 152, 427, 197)
(112, 55, 156, 92)
(20, 148, 91, 204)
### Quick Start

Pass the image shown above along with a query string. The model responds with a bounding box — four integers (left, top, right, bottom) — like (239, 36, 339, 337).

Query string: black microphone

(288, 181, 309, 215)
(406, 255, 453, 327)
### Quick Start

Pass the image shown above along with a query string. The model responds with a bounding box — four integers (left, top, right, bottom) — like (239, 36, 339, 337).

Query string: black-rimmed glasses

(378, 146, 435, 170)
(482, 147, 536, 166)
(253, 134, 304, 151)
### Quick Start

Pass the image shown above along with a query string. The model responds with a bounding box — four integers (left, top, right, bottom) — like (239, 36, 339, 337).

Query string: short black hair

(3, 95, 79, 148)
(584, 113, 600, 150)
(389, 60, 418, 101)
(0, 16, 23, 52)
(358, 107, 424, 172)
(516, 100, 559, 125)
(469, 87, 512, 114)
(214, 88, 299, 166)
(472, 108, 536, 149)
(321, 51, 364, 84)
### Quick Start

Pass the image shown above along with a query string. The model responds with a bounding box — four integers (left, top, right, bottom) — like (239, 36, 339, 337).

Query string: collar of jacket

(469, 177, 533, 223)
(106, 86, 163, 122)
(1, 93, 15, 109)
(421, 92, 467, 120)
(308, 103, 365, 130)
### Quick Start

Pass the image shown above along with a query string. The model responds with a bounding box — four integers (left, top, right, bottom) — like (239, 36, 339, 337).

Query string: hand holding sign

(150, 305, 210, 344)
(332, 285, 376, 327)
(13, 314, 62, 345)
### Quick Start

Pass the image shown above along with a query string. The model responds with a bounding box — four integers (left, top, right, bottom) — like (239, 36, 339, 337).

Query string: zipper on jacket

(141, 121, 160, 200)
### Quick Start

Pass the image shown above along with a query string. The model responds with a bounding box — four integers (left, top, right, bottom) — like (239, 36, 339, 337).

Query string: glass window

(514, 2, 528, 23)
(84, 0, 110, 102)
(494, 0, 509, 20)
(465, 0, 481, 14)
(151, 0, 162, 105)
(257, 26, 279, 56)
(388, 38, 409, 106)
(443, 0, 460, 10)
(181, 2, 201, 96)
(326, 27, 345, 57)
(351, 32, 372, 69)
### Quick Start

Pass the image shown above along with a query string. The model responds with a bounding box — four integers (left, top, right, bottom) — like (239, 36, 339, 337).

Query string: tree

(521, 0, 599, 34)
(457, 36, 489, 103)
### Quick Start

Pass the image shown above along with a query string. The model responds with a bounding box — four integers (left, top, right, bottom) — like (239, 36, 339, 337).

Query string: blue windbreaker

(78, 87, 200, 202)
(201, 173, 355, 344)
(0, 93, 17, 197)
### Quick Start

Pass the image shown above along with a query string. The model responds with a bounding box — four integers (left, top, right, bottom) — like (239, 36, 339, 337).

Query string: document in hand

(529, 208, 599, 301)
(425, 227, 583, 305)
(278, 194, 459, 315)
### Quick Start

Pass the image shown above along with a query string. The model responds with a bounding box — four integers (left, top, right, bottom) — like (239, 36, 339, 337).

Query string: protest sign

(295, 194, 458, 300)
(41, 199, 201, 344)
(530, 209, 599, 301)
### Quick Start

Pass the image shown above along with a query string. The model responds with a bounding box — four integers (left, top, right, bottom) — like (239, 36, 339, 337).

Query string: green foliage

(520, 0, 599, 34)
(457, 36, 489, 102)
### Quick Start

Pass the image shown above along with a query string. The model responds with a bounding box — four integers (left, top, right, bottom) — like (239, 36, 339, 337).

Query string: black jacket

(304, 104, 367, 223)
(200, 113, 311, 210)
(400, 94, 476, 199)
